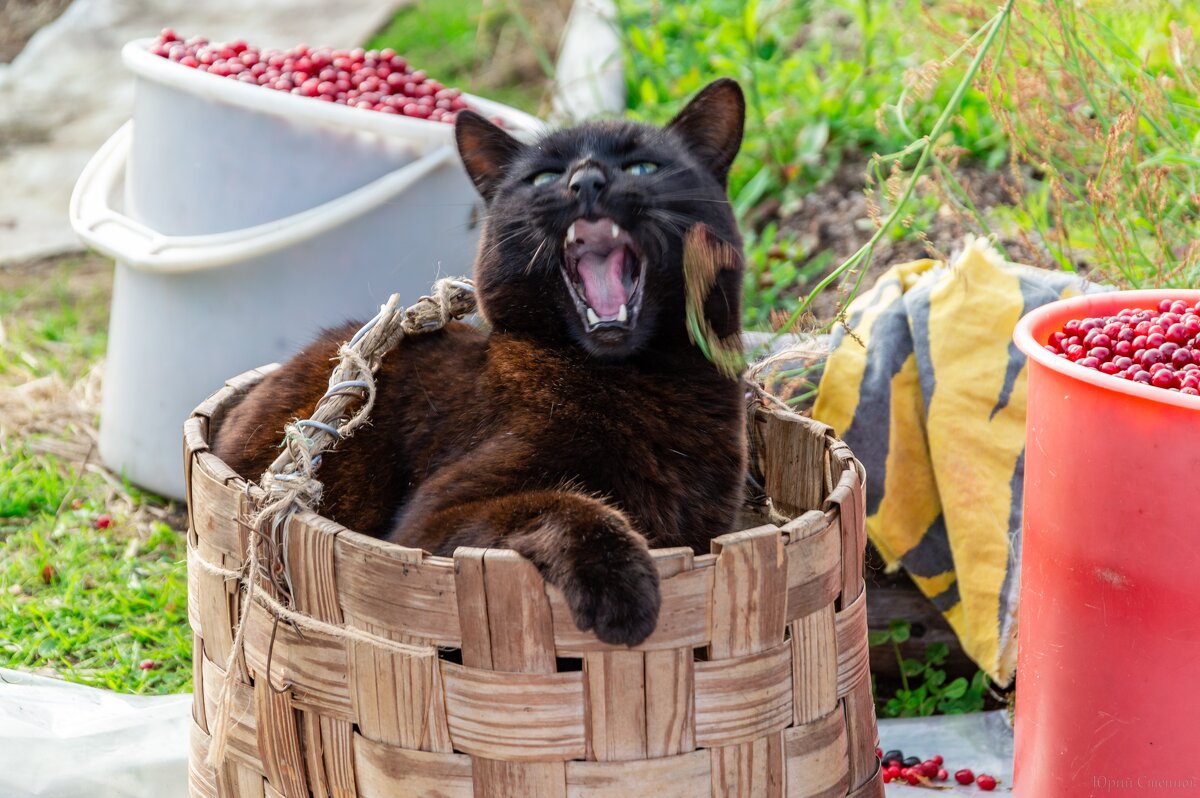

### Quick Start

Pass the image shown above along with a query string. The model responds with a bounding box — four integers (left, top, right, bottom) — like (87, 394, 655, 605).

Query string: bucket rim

(121, 38, 545, 143)
(1014, 288, 1200, 411)
(70, 123, 461, 273)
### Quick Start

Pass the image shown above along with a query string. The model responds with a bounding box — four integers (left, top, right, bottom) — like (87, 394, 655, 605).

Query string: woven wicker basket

(184, 364, 883, 798)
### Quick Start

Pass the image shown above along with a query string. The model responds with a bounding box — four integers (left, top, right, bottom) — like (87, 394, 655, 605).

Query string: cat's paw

(562, 533, 661, 647)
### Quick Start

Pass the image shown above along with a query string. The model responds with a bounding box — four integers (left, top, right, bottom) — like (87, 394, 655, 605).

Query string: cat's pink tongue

(577, 247, 628, 317)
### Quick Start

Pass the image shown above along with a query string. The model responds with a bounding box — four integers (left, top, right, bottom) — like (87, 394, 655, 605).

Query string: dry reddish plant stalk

(970, 1, 1200, 285)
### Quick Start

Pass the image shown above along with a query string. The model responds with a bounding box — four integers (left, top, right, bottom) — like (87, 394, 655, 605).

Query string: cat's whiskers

(479, 225, 538, 265)
(655, 194, 730, 204)
(526, 236, 551, 276)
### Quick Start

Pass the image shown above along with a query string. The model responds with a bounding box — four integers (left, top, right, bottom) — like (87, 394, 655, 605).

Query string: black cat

(213, 78, 748, 646)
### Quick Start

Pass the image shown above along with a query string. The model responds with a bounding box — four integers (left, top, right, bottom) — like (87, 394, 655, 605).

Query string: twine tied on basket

(204, 278, 477, 768)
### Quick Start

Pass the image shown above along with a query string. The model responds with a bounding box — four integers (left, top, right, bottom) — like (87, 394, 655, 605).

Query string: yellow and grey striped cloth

(811, 239, 1095, 686)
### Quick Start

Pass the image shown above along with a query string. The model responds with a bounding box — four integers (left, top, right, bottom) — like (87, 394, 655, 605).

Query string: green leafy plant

(616, 0, 1014, 333)
(741, 223, 832, 330)
(618, 0, 1006, 212)
(870, 619, 989, 717)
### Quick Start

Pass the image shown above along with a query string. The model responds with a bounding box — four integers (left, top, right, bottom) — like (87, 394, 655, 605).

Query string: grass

(0, 255, 190, 695)
(0, 466, 190, 694)
(0, 259, 108, 384)
(366, 0, 556, 114)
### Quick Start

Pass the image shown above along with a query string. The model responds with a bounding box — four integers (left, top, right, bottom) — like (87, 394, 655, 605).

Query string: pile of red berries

(1044, 298, 1200, 395)
(148, 29, 474, 123)
(877, 748, 998, 790)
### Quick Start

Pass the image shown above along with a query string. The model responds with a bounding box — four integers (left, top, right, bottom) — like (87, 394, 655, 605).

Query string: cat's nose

(568, 167, 607, 203)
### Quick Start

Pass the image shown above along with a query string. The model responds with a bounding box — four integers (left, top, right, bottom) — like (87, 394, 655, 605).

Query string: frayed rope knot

(204, 278, 477, 769)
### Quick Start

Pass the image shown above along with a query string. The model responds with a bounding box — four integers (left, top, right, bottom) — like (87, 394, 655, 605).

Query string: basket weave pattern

(185, 366, 883, 798)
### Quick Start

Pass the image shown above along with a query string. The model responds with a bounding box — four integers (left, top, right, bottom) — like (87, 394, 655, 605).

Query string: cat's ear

(455, 111, 524, 202)
(667, 79, 745, 186)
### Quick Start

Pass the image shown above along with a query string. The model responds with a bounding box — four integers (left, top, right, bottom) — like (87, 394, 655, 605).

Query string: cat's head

(456, 79, 745, 358)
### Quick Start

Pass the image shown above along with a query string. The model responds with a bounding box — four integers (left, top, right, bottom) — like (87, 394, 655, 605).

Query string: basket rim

(189, 363, 862, 570)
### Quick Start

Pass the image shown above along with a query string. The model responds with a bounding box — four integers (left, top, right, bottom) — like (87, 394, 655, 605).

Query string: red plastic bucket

(1012, 290, 1200, 796)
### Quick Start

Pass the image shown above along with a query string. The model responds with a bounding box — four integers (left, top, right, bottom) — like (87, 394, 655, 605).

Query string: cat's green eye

(531, 171, 562, 186)
(625, 162, 659, 176)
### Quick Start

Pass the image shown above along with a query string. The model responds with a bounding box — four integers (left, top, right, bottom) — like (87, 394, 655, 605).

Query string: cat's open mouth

(561, 216, 644, 334)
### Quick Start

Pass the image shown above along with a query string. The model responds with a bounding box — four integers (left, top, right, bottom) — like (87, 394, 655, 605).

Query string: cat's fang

(611, 222, 620, 238)
(587, 307, 600, 326)
(567, 223, 577, 243)
(617, 304, 628, 323)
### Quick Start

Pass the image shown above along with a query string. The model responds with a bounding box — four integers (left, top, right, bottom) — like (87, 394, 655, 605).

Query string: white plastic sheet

(880, 710, 1014, 793)
(0, 669, 190, 798)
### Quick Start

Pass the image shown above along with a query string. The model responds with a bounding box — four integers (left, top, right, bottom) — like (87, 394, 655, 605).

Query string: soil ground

(767, 160, 1055, 321)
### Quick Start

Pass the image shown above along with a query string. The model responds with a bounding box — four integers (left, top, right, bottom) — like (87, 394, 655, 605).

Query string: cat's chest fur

(451, 335, 747, 551)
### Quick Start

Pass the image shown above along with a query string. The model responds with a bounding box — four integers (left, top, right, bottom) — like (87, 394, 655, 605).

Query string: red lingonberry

(937, 768, 948, 781)
(977, 774, 998, 791)
(1152, 370, 1176, 389)
(955, 769, 975, 785)
(1140, 348, 1164, 367)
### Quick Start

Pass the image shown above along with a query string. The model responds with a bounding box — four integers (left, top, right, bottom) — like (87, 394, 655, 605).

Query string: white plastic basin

(121, 39, 539, 234)
(72, 124, 477, 500)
